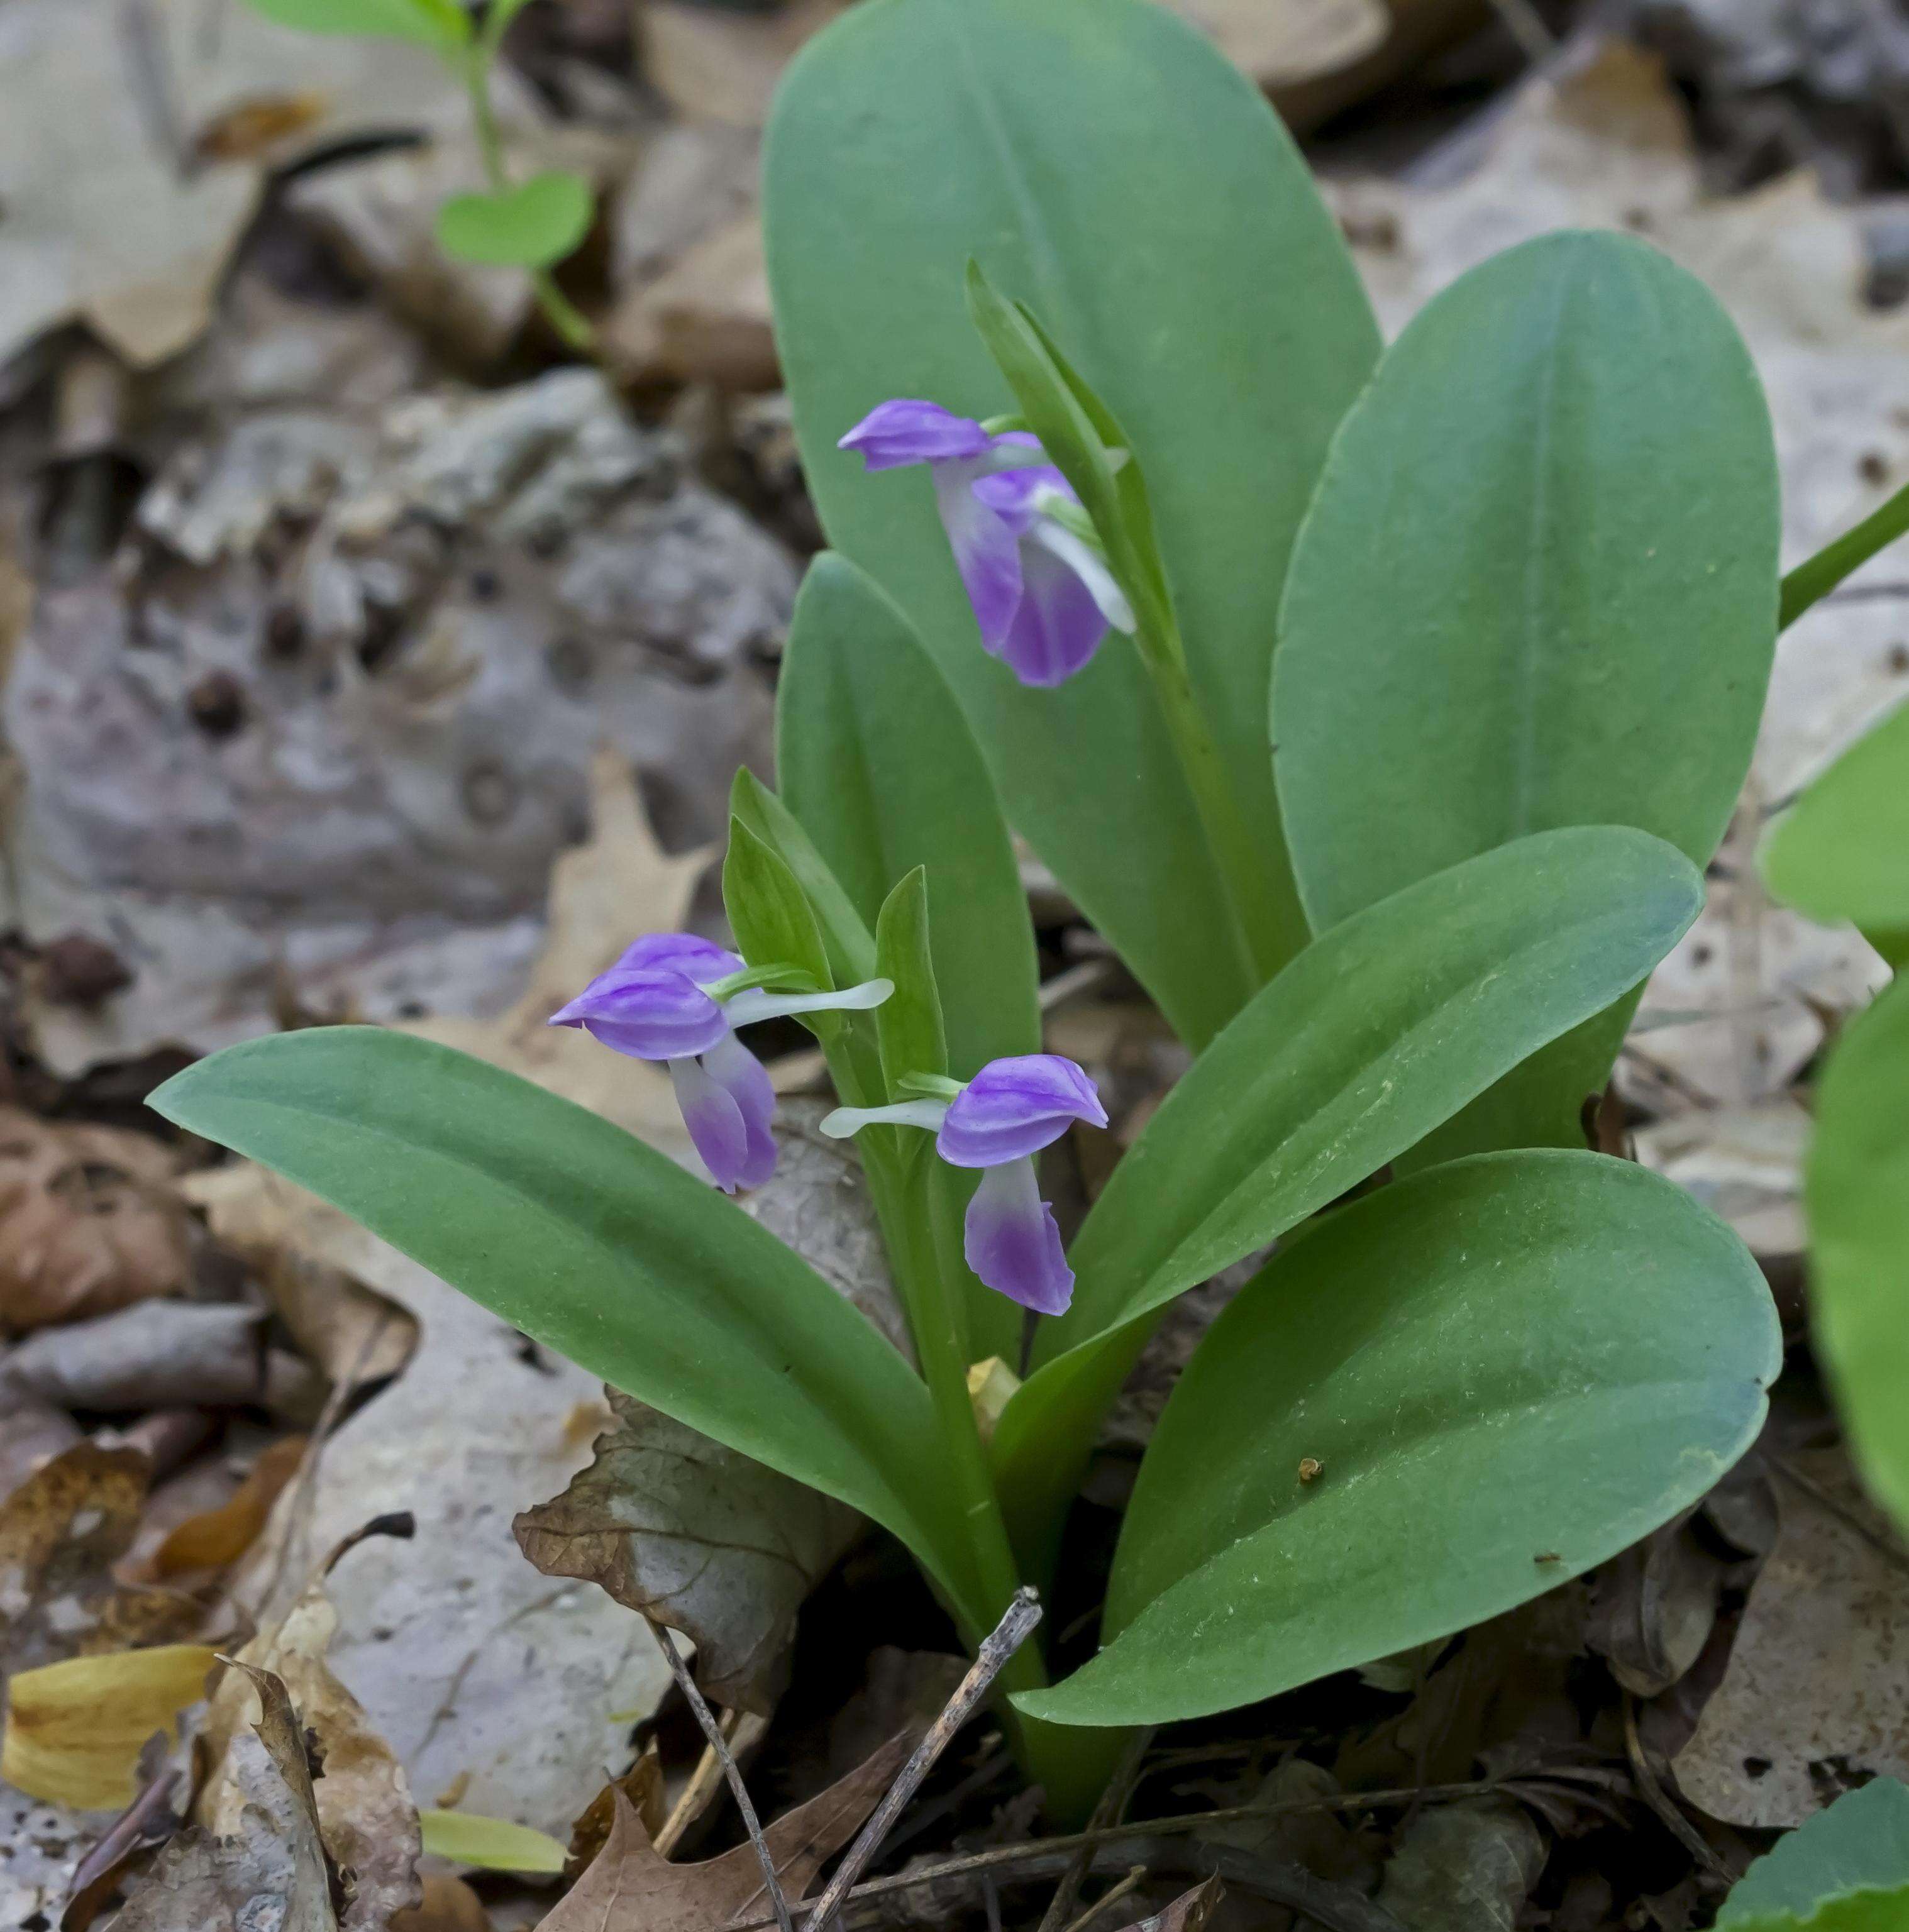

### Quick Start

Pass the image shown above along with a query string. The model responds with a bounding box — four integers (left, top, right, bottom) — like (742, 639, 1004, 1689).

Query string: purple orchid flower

(838, 401, 1134, 690)
(551, 932, 892, 1194)
(820, 1053, 1107, 1316)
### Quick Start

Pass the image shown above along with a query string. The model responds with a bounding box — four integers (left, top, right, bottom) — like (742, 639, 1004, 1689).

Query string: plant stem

(461, 47, 597, 355)
(1781, 478, 1909, 629)
(1135, 623, 1290, 988)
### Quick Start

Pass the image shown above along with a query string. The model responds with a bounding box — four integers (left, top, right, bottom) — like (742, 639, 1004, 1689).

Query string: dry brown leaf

(1, 1644, 215, 1810)
(1126, 1875, 1226, 1932)
(534, 1732, 910, 1932)
(402, 746, 709, 1162)
(608, 216, 776, 392)
(150, 1437, 309, 1581)
(636, 0, 848, 126)
(1165, 0, 1388, 89)
(197, 1557, 422, 1931)
(116, 1662, 336, 1932)
(564, 1746, 665, 1883)
(392, 1874, 493, 1932)
(0, 1108, 189, 1335)
(516, 1389, 863, 1717)
(0, 1443, 203, 1677)
(3, 1301, 264, 1412)
(1673, 1447, 1909, 1826)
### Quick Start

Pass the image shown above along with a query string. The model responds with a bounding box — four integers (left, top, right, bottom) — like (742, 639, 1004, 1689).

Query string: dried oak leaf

(565, 1746, 665, 1884)
(514, 1388, 863, 1715)
(196, 1560, 422, 1931)
(115, 1662, 336, 1932)
(0, 1108, 189, 1335)
(1127, 1875, 1226, 1932)
(0, 1443, 202, 1678)
(534, 1731, 909, 1932)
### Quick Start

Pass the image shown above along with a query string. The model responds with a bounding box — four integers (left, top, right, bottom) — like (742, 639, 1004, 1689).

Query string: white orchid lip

(721, 978, 894, 1028)
(820, 1097, 952, 1138)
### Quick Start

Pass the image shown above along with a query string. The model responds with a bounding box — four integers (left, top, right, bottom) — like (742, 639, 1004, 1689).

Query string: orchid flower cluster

(155, 0, 1857, 1840)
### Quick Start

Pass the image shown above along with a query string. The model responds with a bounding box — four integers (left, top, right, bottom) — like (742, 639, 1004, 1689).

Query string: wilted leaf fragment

(437, 172, 594, 267)
(419, 1810, 569, 1874)
(515, 1389, 863, 1714)
(151, 1436, 307, 1579)
(535, 1733, 908, 1932)
(1719, 1779, 1909, 1928)
(1, 1644, 215, 1809)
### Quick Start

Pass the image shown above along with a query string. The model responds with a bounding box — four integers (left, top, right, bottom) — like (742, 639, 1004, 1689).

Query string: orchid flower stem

(1781, 478, 1909, 629)
(461, 45, 598, 356)
(1136, 624, 1290, 987)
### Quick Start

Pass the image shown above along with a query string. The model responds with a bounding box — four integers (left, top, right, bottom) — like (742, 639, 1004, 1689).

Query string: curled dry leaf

(1, 1645, 214, 1811)
(114, 1662, 336, 1932)
(1126, 1874, 1226, 1932)
(2, 1301, 265, 1413)
(196, 1549, 422, 1931)
(1674, 1447, 1909, 1827)
(565, 1746, 666, 1884)
(514, 1388, 863, 1716)
(534, 1733, 911, 1932)
(0, 1108, 189, 1335)
(148, 1436, 310, 1581)
(0, 1443, 203, 1677)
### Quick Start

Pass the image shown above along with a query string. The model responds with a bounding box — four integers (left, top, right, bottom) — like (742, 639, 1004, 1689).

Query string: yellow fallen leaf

(1, 1643, 216, 1808)
(418, 1810, 569, 1874)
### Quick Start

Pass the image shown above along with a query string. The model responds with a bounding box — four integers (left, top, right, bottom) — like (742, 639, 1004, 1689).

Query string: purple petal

(613, 932, 743, 983)
(970, 464, 1074, 534)
(933, 466, 1024, 652)
(549, 965, 730, 1060)
(993, 539, 1110, 688)
(937, 1054, 1107, 1168)
(964, 1157, 1073, 1315)
(702, 1034, 778, 1190)
(839, 400, 991, 472)
(668, 1055, 752, 1192)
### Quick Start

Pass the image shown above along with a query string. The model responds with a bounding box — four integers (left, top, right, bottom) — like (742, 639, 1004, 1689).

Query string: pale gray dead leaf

(116, 1664, 335, 1932)
(1585, 1511, 1729, 1699)
(0, 0, 467, 368)
(1674, 1447, 1909, 1827)
(514, 1388, 863, 1716)
(1375, 1800, 1546, 1932)
(1, 1301, 262, 1413)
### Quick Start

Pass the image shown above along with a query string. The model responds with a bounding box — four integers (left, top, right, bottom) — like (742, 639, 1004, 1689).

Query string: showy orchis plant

(154, 0, 1906, 1825)
(240, 0, 597, 352)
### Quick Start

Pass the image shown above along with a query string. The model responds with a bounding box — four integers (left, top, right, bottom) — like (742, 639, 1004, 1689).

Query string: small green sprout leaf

(435, 170, 594, 267)
(241, 0, 471, 50)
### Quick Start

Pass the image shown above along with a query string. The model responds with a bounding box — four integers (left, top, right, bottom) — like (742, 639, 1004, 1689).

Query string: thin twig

(803, 1588, 1043, 1931)
(1036, 1729, 1151, 1932)
(647, 1621, 794, 1932)
(1621, 1696, 1733, 1884)
(1061, 1865, 1147, 1932)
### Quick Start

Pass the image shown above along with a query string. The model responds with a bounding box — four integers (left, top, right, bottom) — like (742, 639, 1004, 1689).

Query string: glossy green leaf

(1018, 1151, 1777, 1727)
(1762, 697, 1909, 939)
(990, 825, 1703, 1574)
(766, 0, 1381, 1047)
(1719, 1780, 1909, 1928)
(240, 0, 469, 48)
(729, 768, 877, 989)
(1275, 230, 1779, 1153)
(146, 1030, 986, 1625)
(436, 170, 593, 267)
(875, 870, 949, 1090)
(723, 816, 832, 992)
(777, 554, 1038, 1078)
(1805, 974, 1909, 1535)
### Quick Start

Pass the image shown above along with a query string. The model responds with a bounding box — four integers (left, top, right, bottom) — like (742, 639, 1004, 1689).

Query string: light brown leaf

(515, 1388, 863, 1715)
(0, 1443, 202, 1677)
(534, 1733, 910, 1932)
(1126, 1875, 1226, 1932)
(565, 1746, 665, 1883)
(115, 1662, 336, 1932)
(149, 1436, 309, 1581)
(0, 1108, 188, 1335)
(392, 1874, 493, 1932)
(197, 1557, 422, 1930)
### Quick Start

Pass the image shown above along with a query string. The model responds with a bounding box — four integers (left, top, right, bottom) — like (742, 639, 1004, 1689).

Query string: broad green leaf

(436, 170, 593, 268)
(1719, 1780, 1909, 1928)
(1805, 974, 1909, 1535)
(729, 767, 877, 988)
(777, 554, 1038, 1078)
(1723, 1892, 1909, 1932)
(1762, 697, 1909, 942)
(419, 1811, 568, 1874)
(1017, 1151, 1777, 1727)
(766, 0, 1381, 1048)
(990, 825, 1703, 1576)
(875, 870, 949, 1089)
(1275, 230, 1779, 1154)
(146, 1030, 988, 1627)
(723, 816, 831, 991)
(240, 0, 470, 49)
